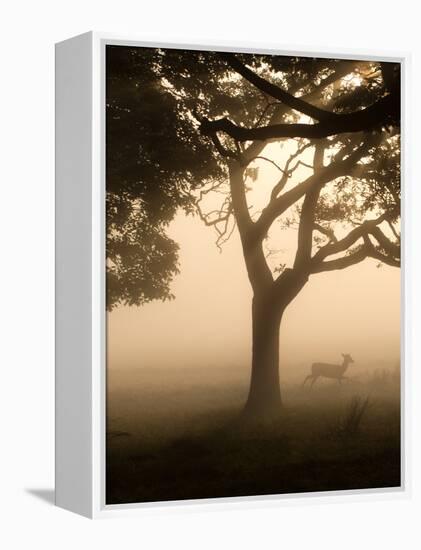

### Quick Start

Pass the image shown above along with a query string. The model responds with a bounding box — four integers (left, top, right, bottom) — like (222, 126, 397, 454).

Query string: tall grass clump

(327, 395, 371, 439)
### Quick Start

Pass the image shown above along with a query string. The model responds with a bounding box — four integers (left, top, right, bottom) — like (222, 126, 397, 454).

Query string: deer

(303, 353, 354, 388)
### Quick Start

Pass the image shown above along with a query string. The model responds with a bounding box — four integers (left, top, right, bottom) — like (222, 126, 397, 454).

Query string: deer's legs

(302, 375, 313, 387)
(310, 376, 319, 388)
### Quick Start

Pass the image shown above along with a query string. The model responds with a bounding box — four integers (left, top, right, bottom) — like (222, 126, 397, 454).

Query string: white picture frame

(55, 31, 410, 518)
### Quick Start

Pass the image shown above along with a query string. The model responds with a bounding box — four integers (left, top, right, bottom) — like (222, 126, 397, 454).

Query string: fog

(107, 209, 400, 383)
(107, 232, 400, 503)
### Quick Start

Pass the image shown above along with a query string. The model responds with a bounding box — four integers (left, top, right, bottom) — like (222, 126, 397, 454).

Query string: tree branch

(255, 135, 378, 239)
(200, 91, 399, 142)
(310, 213, 400, 273)
(196, 205, 232, 227)
(311, 211, 390, 264)
(270, 141, 312, 201)
(237, 61, 357, 164)
(228, 162, 273, 291)
(369, 226, 400, 258)
(313, 223, 338, 243)
(293, 141, 327, 269)
(220, 53, 335, 122)
(250, 156, 287, 174)
(310, 247, 369, 273)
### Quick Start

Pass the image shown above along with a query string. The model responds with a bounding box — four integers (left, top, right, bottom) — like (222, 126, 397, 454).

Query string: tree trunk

(243, 295, 284, 421)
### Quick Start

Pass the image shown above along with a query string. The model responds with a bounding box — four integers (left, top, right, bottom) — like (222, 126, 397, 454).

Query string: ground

(106, 366, 401, 504)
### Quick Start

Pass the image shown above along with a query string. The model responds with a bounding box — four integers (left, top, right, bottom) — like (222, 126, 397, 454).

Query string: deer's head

(342, 353, 354, 365)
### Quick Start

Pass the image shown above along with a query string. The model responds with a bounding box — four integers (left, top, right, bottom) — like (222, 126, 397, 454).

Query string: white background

(1, 1, 420, 548)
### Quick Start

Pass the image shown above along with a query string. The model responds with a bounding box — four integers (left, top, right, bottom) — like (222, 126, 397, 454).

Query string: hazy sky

(107, 143, 400, 378)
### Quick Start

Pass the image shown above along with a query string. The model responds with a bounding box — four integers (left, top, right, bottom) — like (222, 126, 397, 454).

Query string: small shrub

(327, 396, 371, 439)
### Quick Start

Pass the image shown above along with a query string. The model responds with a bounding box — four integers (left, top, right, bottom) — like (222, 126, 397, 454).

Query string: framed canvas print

(55, 32, 408, 518)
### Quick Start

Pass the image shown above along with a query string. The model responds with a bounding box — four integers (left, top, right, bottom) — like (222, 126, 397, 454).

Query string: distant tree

(106, 47, 400, 420)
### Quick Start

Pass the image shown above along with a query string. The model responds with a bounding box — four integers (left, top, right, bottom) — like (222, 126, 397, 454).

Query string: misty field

(106, 364, 401, 504)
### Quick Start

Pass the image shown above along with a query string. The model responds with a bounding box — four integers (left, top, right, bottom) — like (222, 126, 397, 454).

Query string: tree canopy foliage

(106, 45, 400, 310)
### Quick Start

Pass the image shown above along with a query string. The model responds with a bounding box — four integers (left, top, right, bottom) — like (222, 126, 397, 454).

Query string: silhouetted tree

(106, 47, 223, 307)
(106, 46, 400, 420)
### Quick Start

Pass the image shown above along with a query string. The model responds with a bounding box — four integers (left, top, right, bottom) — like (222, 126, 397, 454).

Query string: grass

(327, 395, 371, 439)
(106, 366, 401, 504)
